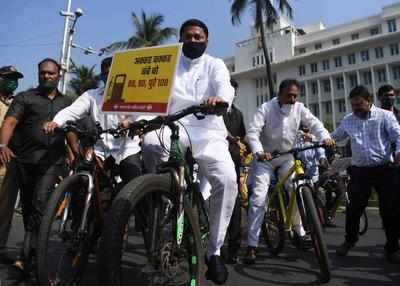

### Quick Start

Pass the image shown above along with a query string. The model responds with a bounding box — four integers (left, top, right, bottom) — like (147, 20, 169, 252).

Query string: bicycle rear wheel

(37, 174, 92, 286)
(299, 185, 331, 283)
(98, 173, 204, 286)
(262, 190, 285, 255)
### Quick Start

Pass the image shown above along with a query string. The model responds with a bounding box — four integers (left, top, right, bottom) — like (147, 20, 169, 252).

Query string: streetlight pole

(59, 0, 83, 94)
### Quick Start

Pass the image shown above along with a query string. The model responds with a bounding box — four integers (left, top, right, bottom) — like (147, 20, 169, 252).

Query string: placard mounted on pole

(101, 43, 182, 115)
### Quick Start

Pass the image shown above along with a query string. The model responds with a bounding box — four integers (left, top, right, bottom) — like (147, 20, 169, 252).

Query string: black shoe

(293, 233, 312, 250)
(325, 216, 337, 228)
(226, 251, 239, 265)
(205, 255, 228, 285)
(336, 241, 355, 256)
(242, 246, 257, 265)
(386, 250, 400, 264)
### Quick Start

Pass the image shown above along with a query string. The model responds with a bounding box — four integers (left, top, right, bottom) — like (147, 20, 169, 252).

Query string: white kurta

(53, 86, 142, 163)
(142, 53, 237, 257)
(246, 97, 331, 247)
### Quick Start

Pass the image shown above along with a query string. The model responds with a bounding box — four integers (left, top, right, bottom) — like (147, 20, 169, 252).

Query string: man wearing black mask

(0, 58, 72, 272)
(378, 84, 400, 123)
(142, 19, 237, 284)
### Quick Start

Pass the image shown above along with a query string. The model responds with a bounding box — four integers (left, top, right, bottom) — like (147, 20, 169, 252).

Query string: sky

(1, 0, 399, 92)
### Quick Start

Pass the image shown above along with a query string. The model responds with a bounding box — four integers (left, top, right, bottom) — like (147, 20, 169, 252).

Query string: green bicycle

(98, 103, 226, 286)
(261, 142, 331, 283)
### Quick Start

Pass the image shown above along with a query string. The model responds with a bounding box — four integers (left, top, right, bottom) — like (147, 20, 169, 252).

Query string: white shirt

(53, 86, 143, 163)
(169, 53, 234, 134)
(247, 97, 330, 154)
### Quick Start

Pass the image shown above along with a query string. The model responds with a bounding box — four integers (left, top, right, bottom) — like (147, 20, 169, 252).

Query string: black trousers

(16, 162, 65, 232)
(227, 164, 242, 252)
(346, 165, 400, 253)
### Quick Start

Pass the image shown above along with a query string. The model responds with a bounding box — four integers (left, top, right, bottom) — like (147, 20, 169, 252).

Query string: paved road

(1, 209, 399, 285)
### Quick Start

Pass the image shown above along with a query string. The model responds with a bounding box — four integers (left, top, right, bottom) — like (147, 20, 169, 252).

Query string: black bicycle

(37, 121, 126, 286)
(98, 103, 227, 286)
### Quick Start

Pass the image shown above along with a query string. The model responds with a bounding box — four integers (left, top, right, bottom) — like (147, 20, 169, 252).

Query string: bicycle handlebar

(125, 102, 229, 137)
(258, 142, 326, 162)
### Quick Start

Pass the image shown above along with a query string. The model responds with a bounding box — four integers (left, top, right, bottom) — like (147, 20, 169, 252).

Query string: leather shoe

(386, 250, 400, 264)
(242, 246, 257, 265)
(336, 241, 355, 256)
(205, 255, 228, 284)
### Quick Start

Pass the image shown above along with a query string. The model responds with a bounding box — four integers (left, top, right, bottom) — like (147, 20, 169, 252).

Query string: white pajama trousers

(142, 127, 238, 257)
(247, 154, 305, 247)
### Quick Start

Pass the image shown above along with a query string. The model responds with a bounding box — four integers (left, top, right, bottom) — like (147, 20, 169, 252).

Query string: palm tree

(101, 11, 177, 54)
(68, 60, 99, 97)
(230, 0, 293, 98)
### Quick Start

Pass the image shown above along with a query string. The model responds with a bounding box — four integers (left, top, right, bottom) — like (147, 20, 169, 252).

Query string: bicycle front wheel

(37, 174, 92, 286)
(299, 185, 331, 283)
(262, 190, 285, 255)
(98, 173, 204, 286)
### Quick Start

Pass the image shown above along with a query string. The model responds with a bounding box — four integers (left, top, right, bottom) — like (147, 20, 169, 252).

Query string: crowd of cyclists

(0, 18, 399, 285)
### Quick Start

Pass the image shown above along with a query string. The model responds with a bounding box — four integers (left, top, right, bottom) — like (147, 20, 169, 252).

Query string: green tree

(68, 60, 99, 98)
(101, 11, 177, 54)
(230, 0, 293, 98)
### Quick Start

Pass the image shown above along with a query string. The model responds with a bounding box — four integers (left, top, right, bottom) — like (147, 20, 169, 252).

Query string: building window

(298, 47, 306, 54)
(325, 102, 332, 114)
(298, 65, 306, 76)
(322, 59, 330, 71)
(375, 47, 384, 58)
(300, 83, 306, 97)
(259, 77, 263, 88)
(370, 27, 379, 36)
(336, 77, 344, 90)
(388, 19, 397, 33)
(311, 82, 318, 95)
(393, 66, 400, 80)
(338, 99, 346, 113)
(311, 62, 318, 73)
(252, 57, 256, 67)
(315, 43, 322, 50)
(255, 79, 259, 88)
(332, 38, 340, 45)
(261, 55, 264, 65)
(377, 69, 386, 83)
(390, 43, 399, 55)
(348, 53, 356, 65)
(311, 104, 320, 117)
(361, 50, 369, 62)
(349, 74, 358, 88)
(334, 56, 342, 67)
(323, 80, 331, 93)
(363, 71, 372, 85)
(351, 33, 359, 40)
(256, 55, 260, 65)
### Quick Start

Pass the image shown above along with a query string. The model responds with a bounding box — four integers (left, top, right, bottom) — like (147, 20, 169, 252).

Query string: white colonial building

(228, 2, 400, 129)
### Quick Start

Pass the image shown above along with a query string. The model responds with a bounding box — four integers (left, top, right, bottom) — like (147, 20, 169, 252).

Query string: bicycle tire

(359, 210, 368, 236)
(98, 173, 204, 286)
(262, 190, 285, 255)
(37, 174, 91, 286)
(299, 185, 331, 283)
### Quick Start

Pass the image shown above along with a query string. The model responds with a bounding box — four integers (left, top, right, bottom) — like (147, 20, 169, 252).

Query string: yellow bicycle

(261, 142, 330, 283)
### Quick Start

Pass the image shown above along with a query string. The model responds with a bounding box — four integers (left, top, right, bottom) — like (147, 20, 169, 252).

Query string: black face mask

(39, 79, 58, 94)
(182, 42, 207, 59)
(380, 96, 396, 109)
(354, 109, 369, 119)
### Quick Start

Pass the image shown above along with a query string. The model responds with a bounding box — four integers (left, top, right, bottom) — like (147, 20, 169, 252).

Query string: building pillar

(329, 76, 336, 129)
(317, 79, 323, 121)
(356, 69, 361, 86)
(370, 66, 377, 104)
(386, 63, 392, 85)
(305, 80, 309, 107)
(342, 72, 349, 113)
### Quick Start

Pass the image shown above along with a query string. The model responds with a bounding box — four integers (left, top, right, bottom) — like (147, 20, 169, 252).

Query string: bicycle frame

(268, 158, 307, 232)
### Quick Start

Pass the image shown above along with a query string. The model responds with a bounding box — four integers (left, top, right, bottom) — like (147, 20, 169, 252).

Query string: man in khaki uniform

(0, 66, 23, 261)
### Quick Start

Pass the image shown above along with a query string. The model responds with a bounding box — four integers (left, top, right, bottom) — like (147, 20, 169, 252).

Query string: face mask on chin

(380, 96, 396, 109)
(281, 104, 294, 115)
(354, 109, 368, 119)
(39, 79, 58, 94)
(182, 41, 207, 59)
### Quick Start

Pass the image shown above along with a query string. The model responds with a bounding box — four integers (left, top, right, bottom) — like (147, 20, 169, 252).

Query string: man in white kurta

(244, 79, 333, 264)
(142, 19, 237, 284)
(44, 57, 144, 185)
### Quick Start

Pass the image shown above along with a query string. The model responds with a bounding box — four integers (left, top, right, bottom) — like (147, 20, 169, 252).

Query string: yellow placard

(101, 43, 182, 115)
